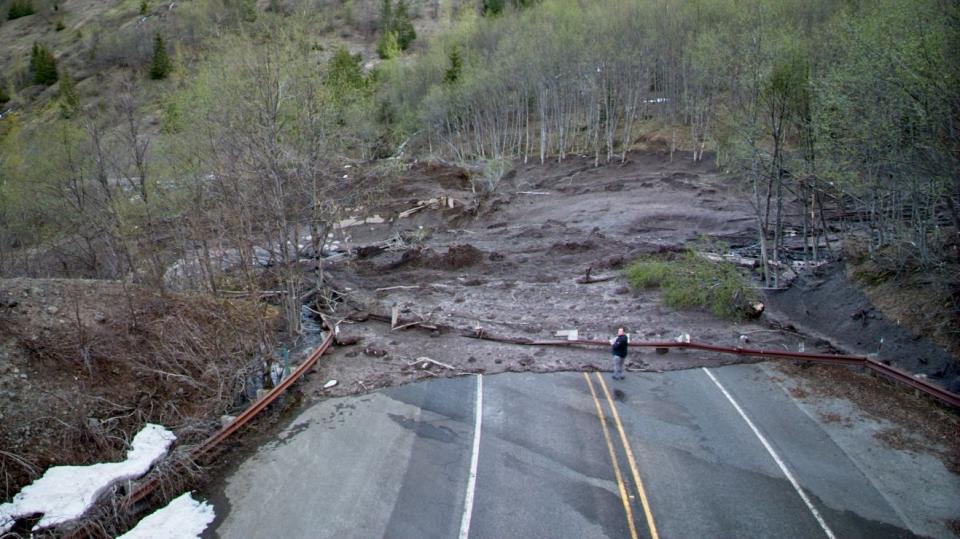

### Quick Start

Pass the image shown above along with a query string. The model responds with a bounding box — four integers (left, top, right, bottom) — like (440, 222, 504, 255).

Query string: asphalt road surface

(206, 364, 958, 538)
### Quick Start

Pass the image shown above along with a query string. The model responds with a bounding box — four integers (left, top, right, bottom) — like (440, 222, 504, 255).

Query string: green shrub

(625, 260, 670, 289)
(377, 30, 400, 59)
(7, 0, 34, 20)
(625, 251, 758, 320)
(379, 0, 416, 52)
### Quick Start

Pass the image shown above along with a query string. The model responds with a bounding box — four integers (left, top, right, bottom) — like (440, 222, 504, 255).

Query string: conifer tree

(58, 69, 80, 118)
(7, 0, 34, 20)
(149, 33, 172, 80)
(377, 30, 400, 59)
(30, 43, 58, 86)
(393, 0, 416, 50)
(444, 47, 462, 84)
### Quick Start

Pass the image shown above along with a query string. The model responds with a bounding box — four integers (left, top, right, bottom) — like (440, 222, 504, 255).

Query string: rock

(614, 286, 630, 295)
(220, 415, 236, 427)
(46, 305, 59, 315)
(323, 379, 338, 389)
(363, 346, 387, 357)
(94, 312, 107, 323)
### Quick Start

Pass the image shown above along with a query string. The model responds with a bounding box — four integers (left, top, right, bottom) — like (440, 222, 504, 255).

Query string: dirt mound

(438, 244, 484, 270)
(386, 244, 484, 271)
(408, 161, 472, 190)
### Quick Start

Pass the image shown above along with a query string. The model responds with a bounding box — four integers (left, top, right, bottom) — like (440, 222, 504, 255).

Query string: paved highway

(206, 365, 956, 538)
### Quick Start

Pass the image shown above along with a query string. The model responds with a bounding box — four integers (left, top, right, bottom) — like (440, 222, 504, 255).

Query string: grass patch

(625, 250, 758, 320)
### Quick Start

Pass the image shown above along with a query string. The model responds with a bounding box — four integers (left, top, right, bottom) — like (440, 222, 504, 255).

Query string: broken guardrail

(365, 311, 960, 408)
(484, 336, 960, 408)
(122, 331, 336, 509)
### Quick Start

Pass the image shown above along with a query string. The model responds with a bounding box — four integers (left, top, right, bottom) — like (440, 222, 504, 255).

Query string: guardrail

(368, 310, 959, 408)
(485, 336, 959, 408)
(123, 331, 336, 508)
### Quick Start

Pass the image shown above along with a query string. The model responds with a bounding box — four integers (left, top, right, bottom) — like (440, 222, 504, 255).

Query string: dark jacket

(611, 335, 629, 357)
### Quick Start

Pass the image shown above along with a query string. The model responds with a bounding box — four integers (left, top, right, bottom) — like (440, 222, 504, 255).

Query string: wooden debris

(398, 205, 426, 218)
(376, 285, 422, 292)
(576, 266, 616, 284)
(417, 356, 456, 370)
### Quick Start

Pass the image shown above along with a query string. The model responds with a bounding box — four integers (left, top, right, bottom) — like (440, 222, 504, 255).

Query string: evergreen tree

(149, 33, 172, 80)
(444, 47, 462, 84)
(58, 69, 80, 118)
(0, 80, 9, 106)
(30, 43, 58, 86)
(482, 0, 505, 15)
(238, 0, 257, 22)
(327, 48, 365, 91)
(393, 0, 416, 50)
(139, 0, 149, 15)
(377, 30, 400, 59)
(7, 0, 34, 20)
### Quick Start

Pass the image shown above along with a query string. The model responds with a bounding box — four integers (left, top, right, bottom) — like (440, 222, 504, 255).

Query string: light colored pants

(611, 354, 625, 379)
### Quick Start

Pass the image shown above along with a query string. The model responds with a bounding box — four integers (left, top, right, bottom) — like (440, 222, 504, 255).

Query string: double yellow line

(583, 372, 660, 539)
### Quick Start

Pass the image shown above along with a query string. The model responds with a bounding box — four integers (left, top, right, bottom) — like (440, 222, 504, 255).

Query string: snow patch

(0, 424, 175, 533)
(117, 492, 215, 539)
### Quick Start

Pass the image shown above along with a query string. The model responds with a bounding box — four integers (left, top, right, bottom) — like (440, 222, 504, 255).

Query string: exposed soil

(300, 151, 956, 401)
(765, 262, 960, 389)
(3, 150, 958, 535)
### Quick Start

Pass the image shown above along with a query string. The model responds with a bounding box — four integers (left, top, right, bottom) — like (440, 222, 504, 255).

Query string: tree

(377, 30, 401, 60)
(483, 0, 505, 15)
(0, 80, 9, 106)
(58, 69, 80, 118)
(139, 0, 149, 16)
(149, 33, 172, 80)
(327, 48, 365, 92)
(7, 0, 34, 20)
(444, 47, 462, 85)
(393, 0, 416, 50)
(30, 42, 58, 86)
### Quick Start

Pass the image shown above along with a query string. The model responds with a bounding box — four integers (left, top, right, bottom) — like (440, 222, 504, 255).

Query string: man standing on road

(610, 327, 629, 380)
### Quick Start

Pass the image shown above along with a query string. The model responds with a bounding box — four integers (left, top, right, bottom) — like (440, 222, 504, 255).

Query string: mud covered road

(308, 152, 799, 394)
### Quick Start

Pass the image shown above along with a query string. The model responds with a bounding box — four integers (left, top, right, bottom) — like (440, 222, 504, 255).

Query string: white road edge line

(702, 368, 837, 539)
(459, 374, 483, 539)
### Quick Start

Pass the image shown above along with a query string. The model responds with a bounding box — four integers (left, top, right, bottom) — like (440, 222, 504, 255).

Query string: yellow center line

(595, 372, 661, 539)
(583, 372, 639, 539)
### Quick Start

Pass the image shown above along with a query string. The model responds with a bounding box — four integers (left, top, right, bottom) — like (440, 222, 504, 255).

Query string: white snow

(117, 492, 215, 539)
(0, 424, 175, 533)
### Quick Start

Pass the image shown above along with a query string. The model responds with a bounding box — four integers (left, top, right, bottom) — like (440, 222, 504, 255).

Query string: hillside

(0, 0, 958, 535)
